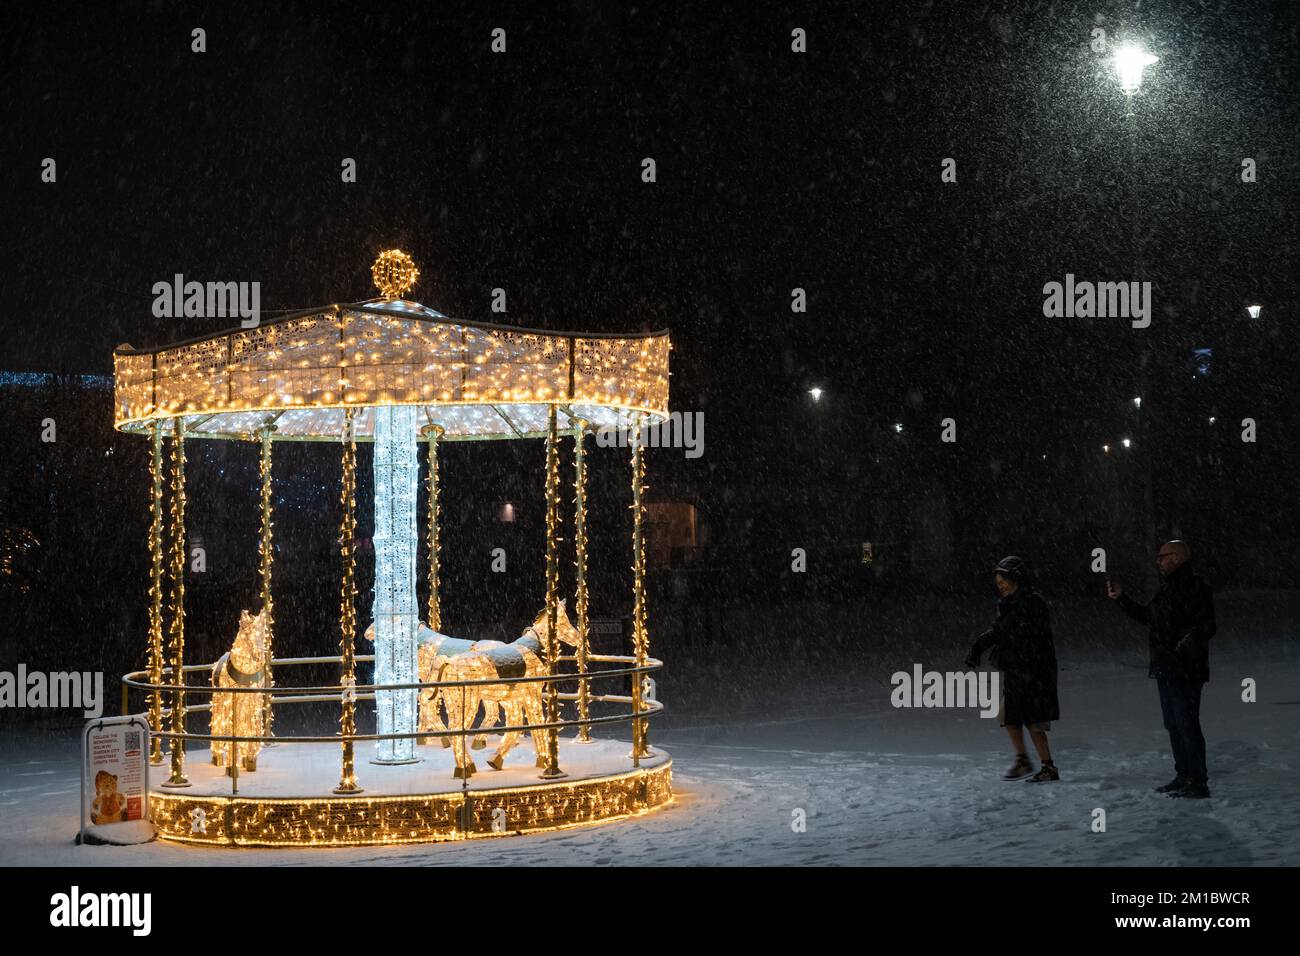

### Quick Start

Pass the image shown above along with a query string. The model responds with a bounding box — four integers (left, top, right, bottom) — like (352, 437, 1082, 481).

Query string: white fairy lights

(372, 405, 420, 764)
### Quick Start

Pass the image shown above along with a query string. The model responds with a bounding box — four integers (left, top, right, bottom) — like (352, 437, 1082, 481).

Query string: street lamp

(808, 387, 823, 402)
(1121, 438, 1133, 449)
(1246, 304, 1262, 319)
(1132, 396, 1142, 408)
(1112, 43, 1159, 95)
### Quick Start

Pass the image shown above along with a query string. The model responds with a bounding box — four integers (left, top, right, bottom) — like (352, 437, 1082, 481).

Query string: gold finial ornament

(371, 249, 419, 300)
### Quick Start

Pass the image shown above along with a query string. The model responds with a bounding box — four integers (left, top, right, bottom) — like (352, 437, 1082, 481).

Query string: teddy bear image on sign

(91, 770, 127, 824)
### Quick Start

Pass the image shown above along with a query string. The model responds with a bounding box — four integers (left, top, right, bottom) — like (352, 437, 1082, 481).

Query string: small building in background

(646, 502, 697, 568)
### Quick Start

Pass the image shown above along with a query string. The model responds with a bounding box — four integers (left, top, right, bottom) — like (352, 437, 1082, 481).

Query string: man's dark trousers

(1157, 676, 1206, 783)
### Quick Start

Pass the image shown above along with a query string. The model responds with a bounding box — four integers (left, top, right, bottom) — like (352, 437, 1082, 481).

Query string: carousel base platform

(148, 737, 672, 847)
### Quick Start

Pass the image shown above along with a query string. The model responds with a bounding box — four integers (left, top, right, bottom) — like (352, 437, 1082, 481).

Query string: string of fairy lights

(110, 298, 669, 441)
(335, 407, 361, 795)
(149, 763, 672, 846)
(370, 404, 421, 764)
(630, 418, 650, 762)
(424, 423, 444, 631)
(120, 250, 670, 844)
(146, 421, 165, 765)
(573, 418, 592, 743)
(257, 424, 276, 738)
(541, 404, 564, 778)
(165, 418, 190, 787)
(371, 248, 420, 301)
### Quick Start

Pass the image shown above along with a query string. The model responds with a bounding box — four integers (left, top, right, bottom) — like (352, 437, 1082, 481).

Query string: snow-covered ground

(2, 652, 1297, 866)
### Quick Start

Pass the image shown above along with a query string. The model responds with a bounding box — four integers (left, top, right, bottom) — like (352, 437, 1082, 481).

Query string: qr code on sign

(125, 731, 141, 753)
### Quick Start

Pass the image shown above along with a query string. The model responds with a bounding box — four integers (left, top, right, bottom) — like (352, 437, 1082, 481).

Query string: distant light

(1112, 43, 1159, 94)
(1121, 438, 1133, 448)
(1247, 304, 1262, 319)
(498, 502, 516, 523)
(1103, 444, 1111, 454)
(893, 422, 904, 434)
(1208, 416, 1217, 425)
(808, 387, 823, 402)
(1192, 347, 1213, 377)
(1132, 396, 1142, 408)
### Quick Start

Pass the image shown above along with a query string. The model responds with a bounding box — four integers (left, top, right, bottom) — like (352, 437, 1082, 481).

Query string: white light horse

(364, 620, 491, 749)
(436, 603, 581, 779)
(364, 603, 580, 775)
(210, 608, 270, 774)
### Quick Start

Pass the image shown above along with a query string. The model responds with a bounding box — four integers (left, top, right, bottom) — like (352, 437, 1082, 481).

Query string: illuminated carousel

(116, 250, 672, 846)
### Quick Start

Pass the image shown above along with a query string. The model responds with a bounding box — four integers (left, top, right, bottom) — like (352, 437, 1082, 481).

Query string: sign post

(79, 714, 157, 846)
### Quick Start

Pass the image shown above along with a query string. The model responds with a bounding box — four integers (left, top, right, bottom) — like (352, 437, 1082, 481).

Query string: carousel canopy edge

(112, 302, 671, 442)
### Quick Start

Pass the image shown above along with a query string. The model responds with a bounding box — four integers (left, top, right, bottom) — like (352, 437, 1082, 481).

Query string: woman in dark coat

(965, 556, 1061, 782)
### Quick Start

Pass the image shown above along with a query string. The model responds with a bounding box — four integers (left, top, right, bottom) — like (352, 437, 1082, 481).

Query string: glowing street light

(1112, 43, 1159, 94)
(1121, 438, 1133, 449)
(893, 422, 904, 434)
(808, 387, 824, 402)
(1103, 443, 1111, 454)
(1132, 396, 1142, 408)
(1247, 304, 1262, 319)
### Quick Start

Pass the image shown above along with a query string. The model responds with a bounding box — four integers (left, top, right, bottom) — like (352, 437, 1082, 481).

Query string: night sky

(3, 1, 1299, 655)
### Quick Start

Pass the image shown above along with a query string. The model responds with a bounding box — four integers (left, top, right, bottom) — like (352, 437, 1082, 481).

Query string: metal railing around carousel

(121, 654, 664, 794)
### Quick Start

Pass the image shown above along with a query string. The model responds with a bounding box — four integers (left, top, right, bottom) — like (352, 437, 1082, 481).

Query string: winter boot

(1156, 774, 1189, 794)
(1028, 761, 1059, 782)
(1004, 754, 1034, 780)
(1172, 778, 1210, 799)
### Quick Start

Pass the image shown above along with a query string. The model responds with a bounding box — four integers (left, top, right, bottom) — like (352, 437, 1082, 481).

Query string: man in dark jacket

(966, 556, 1061, 782)
(1108, 539, 1216, 798)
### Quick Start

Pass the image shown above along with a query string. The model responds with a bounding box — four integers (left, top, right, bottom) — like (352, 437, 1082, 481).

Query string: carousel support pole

(540, 404, 566, 779)
(146, 420, 166, 764)
(424, 423, 445, 630)
(420, 422, 443, 747)
(630, 415, 652, 764)
(573, 418, 593, 743)
(257, 423, 276, 740)
(335, 408, 363, 794)
(163, 418, 190, 787)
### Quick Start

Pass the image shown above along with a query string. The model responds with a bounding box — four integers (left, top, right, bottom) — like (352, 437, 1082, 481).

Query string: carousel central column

(372, 405, 420, 764)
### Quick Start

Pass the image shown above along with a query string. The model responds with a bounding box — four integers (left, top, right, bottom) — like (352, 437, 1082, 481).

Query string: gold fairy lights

(146, 421, 165, 764)
(540, 405, 564, 778)
(630, 418, 651, 762)
(164, 418, 190, 787)
(257, 424, 276, 737)
(335, 408, 362, 795)
(573, 419, 592, 742)
(209, 609, 271, 773)
(148, 762, 672, 846)
(371, 249, 420, 301)
(424, 423, 444, 630)
(112, 311, 669, 440)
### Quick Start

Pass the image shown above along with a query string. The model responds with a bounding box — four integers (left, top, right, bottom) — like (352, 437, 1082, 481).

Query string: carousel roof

(112, 253, 671, 442)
